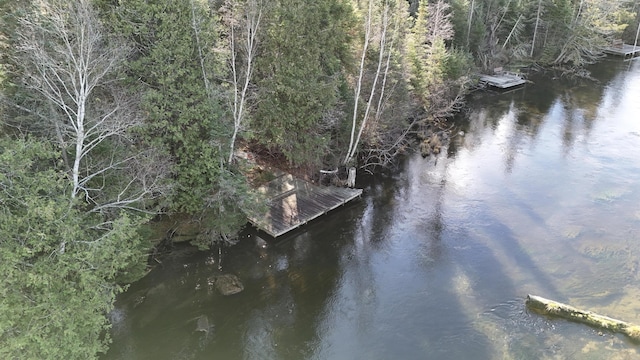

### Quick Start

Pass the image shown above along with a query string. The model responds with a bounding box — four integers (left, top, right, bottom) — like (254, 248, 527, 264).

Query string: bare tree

(226, 0, 262, 164)
(428, 0, 455, 42)
(503, 14, 523, 49)
(344, 0, 397, 166)
(15, 0, 166, 212)
(360, 83, 465, 172)
(344, 0, 374, 166)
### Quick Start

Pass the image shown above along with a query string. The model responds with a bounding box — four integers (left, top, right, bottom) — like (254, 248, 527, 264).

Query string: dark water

(105, 59, 640, 360)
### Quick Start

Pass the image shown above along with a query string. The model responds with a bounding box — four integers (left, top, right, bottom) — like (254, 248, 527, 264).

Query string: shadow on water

(402, 153, 565, 359)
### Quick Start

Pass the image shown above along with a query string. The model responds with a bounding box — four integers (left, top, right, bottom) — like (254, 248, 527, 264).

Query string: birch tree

(344, 0, 399, 166)
(467, 0, 476, 49)
(634, 10, 640, 47)
(14, 0, 165, 213)
(225, 0, 262, 164)
(1, 2, 164, 356)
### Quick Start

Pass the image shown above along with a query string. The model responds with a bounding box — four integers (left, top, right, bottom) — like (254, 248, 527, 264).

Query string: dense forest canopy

(0, 0, 637, 358)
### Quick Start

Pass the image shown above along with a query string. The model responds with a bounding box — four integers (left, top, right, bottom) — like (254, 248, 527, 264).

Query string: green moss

(625, 325, 640, 340)
(545, 302, 562, 314)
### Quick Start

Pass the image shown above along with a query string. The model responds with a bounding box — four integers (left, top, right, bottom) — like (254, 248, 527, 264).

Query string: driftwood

(526, 294, 640, 341)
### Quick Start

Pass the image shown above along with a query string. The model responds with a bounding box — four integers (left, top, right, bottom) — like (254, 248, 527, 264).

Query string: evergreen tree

(104, 0, 260, 246)
(407, 0, 454, 106)
(0, 2, 161, 357)
(252, 0, 354, 169)
(0, 137, 149, 359)
(545, 0, 631, 66)
(107, 0, 228, 213)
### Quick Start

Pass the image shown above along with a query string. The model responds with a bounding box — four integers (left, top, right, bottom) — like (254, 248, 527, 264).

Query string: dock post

(347, 167, 356, 188)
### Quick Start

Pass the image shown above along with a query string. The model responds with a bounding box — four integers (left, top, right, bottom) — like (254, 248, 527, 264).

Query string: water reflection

(105, 59, 640, 360)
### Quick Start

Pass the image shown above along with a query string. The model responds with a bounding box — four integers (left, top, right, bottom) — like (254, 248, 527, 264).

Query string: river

(104, 58, 640, 360)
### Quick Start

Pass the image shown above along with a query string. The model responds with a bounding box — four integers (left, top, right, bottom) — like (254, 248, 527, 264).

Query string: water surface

(105, 59, 640, 359)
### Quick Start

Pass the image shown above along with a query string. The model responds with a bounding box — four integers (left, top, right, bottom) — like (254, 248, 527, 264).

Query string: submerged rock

(196, 315, 210, 333)
(212, 274, 244, 296)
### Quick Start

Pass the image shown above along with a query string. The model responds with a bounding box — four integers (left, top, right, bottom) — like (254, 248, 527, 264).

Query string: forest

(0, 0, 638, 358)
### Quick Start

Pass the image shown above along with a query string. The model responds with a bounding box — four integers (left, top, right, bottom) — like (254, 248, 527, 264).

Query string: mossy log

(526, 294, 640, 341)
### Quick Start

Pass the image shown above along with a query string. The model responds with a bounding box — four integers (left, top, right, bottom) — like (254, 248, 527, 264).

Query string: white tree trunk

(16, 0, 161, 212)
(531, 0, 543, 57)
(634, 15, 640, 47)
(503, 14, 522, 49)
(346, 167, 356, 188)
(344, 0, 374, 166)
(191, 0, 213, 99)
(575, 0, 584, 22)
(345, 1, 391, 165)
(466, 0, 475, 49)
(227, 0, 262, 165)
(344, 0, 397, 166)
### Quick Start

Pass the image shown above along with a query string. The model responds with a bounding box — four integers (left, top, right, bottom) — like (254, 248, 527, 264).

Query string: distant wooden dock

(479, 71, 526, 89)
(245, 173, 362, 237)
(603, 43, 640, 59)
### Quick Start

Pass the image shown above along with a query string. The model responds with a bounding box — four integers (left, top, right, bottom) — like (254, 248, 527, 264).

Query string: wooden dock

(245, 173, 362, 237)
(479, 72, 526, 89)
(603, 43, 640, 59)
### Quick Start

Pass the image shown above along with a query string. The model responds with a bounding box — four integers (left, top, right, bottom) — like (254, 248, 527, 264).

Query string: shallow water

(104, 59, 640, 360)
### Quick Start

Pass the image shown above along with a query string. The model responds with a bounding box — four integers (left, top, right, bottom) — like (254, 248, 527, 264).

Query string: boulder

(213, 274, 244, 296)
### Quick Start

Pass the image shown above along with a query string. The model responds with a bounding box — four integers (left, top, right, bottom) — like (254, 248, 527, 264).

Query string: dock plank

(246, 174, 362, 237)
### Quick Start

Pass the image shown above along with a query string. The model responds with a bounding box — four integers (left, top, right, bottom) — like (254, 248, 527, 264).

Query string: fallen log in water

(526, 294, 640, 341)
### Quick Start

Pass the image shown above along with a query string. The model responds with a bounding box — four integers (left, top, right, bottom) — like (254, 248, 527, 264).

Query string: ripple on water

(477, 297, 638, 359)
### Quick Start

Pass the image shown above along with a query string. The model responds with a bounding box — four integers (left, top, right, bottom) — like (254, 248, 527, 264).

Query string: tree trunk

(634, 15, 640, 47)
(344, 0, 373, 166)
(526, 294, 640, 341)
(466, 0, 475, 49)
(225, 0, 261, 165)
(345, 0, 392, 166)
(503, 14, 522, 49)
(530, 0, 543, 57)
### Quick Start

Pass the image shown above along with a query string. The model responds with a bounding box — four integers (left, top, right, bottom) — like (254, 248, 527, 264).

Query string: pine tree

(252, 0, 354, 169)
(108, 0, 229, 212)
(407, 0, 453, 106)
(0, 137, 149, 359)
